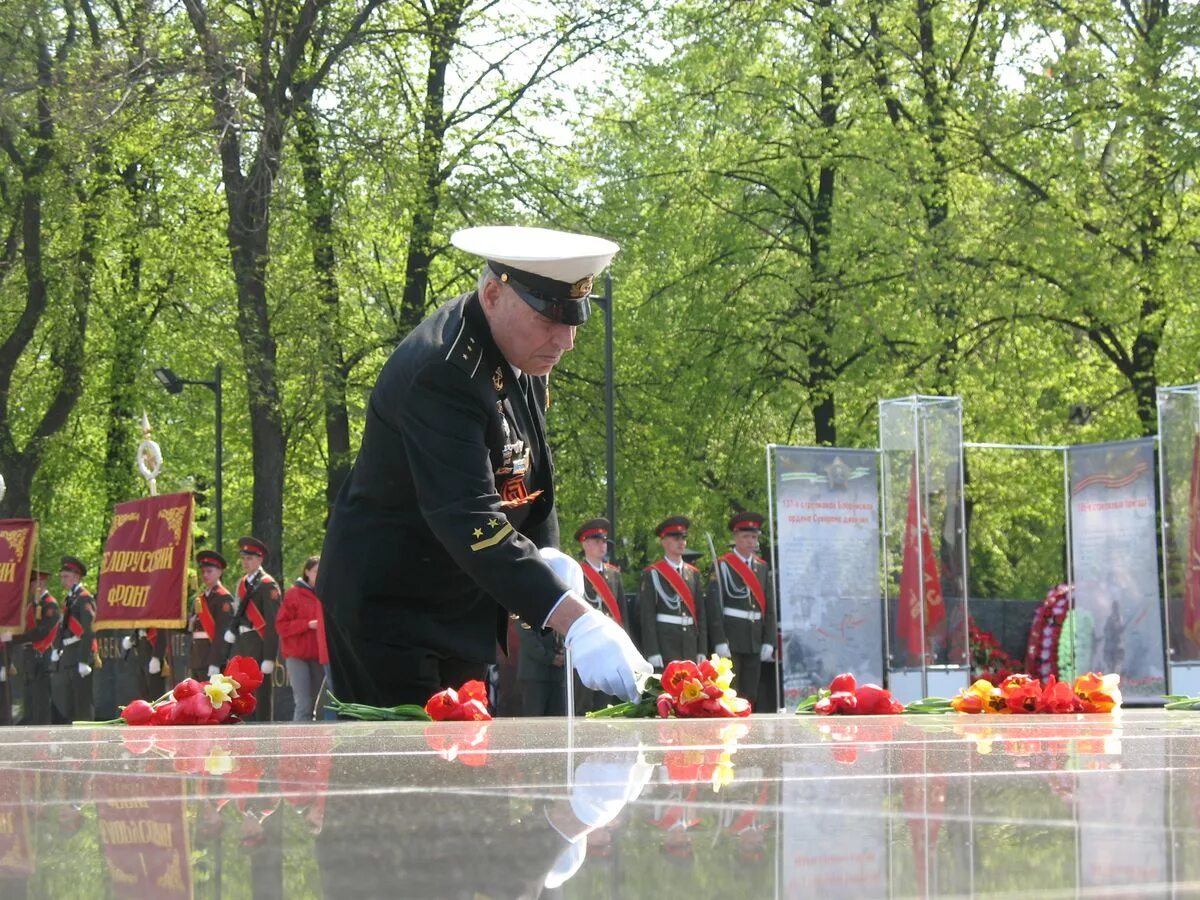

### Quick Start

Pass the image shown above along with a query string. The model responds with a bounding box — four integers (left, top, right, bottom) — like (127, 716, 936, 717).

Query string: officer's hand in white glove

(714, 642, 731, 659)
(0, 666, 6, 682)
(77, 662, 92, 678)
(50, 648, 60, 662)
(570, 750, 655, 829)
(760, 643, 774, 661)
(260, 659, 274, 675)
(208, 665, 221, 678)
(647, 654, 663, 669)
(565, 607, 651, 702)
(223, 630, 236, 644)
(0, 632, 12, 643)
(148, 657, 161, 675)
(121, 635, 135, 652)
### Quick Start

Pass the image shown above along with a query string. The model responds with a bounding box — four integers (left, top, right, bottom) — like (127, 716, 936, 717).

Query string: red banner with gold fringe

(0, 520, 37, 630)
(96, 492, 193, 630)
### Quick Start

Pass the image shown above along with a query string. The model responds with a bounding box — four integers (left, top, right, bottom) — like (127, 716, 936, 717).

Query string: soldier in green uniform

(705, 512, 776, 710)
(223, 537, 280, 720)
(574, 517, 627, 713)
(51, 555, 95, 722)
(11, 569, 59, 725)
(188, 549, 233, 679)
(638, 517, 707, 668)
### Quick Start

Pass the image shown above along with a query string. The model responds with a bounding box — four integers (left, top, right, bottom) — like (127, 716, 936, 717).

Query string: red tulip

(173, 678, 203, 701)
(829, 673, 857, 694)
(121, 699, 155, 726)
(225, 656, 264, 693)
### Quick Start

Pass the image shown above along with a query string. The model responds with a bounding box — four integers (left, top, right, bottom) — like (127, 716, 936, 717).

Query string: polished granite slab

(0, 710, 1198, 898)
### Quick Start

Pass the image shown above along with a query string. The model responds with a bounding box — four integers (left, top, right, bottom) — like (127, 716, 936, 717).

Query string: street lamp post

(593, 273, 617, 557)
(154, 364, 223, 553)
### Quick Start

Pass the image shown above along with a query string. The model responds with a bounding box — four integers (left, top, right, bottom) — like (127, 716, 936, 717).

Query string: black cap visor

(489, 261, 592, 325)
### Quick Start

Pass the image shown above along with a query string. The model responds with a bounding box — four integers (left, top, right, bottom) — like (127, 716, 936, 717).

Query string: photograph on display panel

(773, 447, 884, 710)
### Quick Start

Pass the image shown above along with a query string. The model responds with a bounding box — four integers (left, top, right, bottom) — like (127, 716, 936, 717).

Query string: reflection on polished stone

(0, 711, 1197, 896)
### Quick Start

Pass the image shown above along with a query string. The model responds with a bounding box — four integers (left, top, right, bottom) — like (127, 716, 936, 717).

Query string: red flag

(897, 461, 946, 657)
(1184, 434, 1200, 648)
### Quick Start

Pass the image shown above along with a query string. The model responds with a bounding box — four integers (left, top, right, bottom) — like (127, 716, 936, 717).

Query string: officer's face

(240, 553, 261, 575)
(659, 532, 687, 558)
(200, 564, 223, 587)
(60, 570, 78, 590)
(481, 279, 576, 376)
(581, 534, 607, 564)
(733, 530, 759, 557)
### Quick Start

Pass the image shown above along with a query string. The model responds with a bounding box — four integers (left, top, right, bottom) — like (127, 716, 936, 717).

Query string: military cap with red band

(728, 511, 764, 532)
(196, 549, 227, 570)
(60, 555, 87, 577)
(238, 536, 268, 557)
(655, 515, 691, 538)
(574, 517, 611, 542)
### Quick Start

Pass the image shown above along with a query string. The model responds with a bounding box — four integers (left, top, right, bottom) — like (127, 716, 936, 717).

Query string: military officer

(188, 549, 233, 680)
(224, 537, 280, 720)
(10, 570, 60, 725)
(574, 517, 627, 713)
(51, 555, 96, 722)
(638, 517, 707, 668)
(317, 226, 649, 708)
(705, 512, 776, 709)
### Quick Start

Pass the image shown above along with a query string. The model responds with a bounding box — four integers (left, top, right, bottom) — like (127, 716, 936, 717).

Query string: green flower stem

(327, 696, 431, 721)
(72, 718, 124, 726)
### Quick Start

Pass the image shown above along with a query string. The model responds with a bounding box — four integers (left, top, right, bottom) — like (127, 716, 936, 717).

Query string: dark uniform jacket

(638, 559, 706, 663)
(13, 592, 61, 656)
(188, 583, 233, 673)
(318, 292, 566, 701)
(705, 553, 776, 654)
(231, 570, 281, 664)
(56, 584, 95, 669)
(581, 559, 627, 629)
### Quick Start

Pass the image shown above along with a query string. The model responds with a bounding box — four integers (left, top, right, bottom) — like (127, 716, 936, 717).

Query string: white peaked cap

(451, 226, 619, 285)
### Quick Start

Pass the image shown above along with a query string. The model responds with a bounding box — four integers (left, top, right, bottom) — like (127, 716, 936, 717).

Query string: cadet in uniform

(11, 569, 60, 725)
(52, 555, 96, 722)
(188, 549, 233, 680)
(224, 537, 280, 720)
(317, 226, 649, 707)
(638, 517, 707, 668)
(516, 620, 566, 716)
(574, 517, 627, 713)
(705, 512, 776, 709)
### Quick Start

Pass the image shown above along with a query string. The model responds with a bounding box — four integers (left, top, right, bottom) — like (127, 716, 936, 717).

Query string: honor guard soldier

(189, 550, 233, 680)
(52, 555, 96, 722)
(317, 226, 650, 708)
(638, 517, 707, 669)
(121, 627, 170, 701)
(574, 518, 627, 713)
(11, 569, 60, 724)
(705, 512, 776, 710)
(225, 537, 280, 720)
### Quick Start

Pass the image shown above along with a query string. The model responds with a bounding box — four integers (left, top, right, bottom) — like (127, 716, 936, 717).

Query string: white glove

(714, 642, 731, 659)
(0, 632, 12, 643)
(647, 654, 663, 669)
(121, 635, 136, 651)
(50, 649, 61, 663)
(565, 607, 651, 702)
(544, 838, 587, 890)
(148, 657, 161, 675)
(569, 750, 655, 829)
(539, 547, 585, 595)
(760, 643, 774, 661)
(77, 662, 92, 678)
(208, 665, 221, 677)
(224, 630, 237, 644)
(260, 659, 274, 675)
(0, 666, 6, 682)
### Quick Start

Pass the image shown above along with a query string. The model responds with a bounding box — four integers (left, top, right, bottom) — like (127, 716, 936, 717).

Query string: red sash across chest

(650, 560, 697, 619)
(582, 564, 623, 626)
(237, 578, 268, 637)
(720, 554, 766, 613)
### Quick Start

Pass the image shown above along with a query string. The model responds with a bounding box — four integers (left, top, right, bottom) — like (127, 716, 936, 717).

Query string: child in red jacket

(277, 556, 328, 721)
